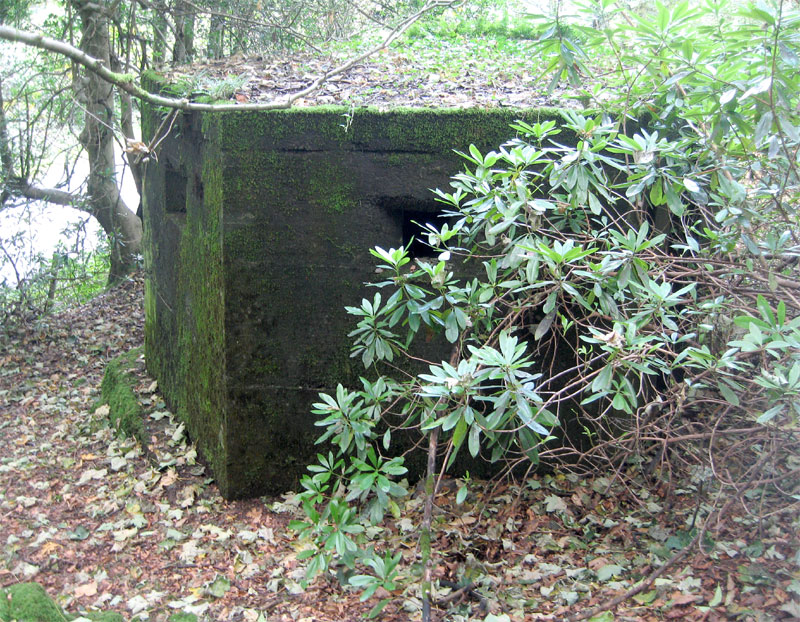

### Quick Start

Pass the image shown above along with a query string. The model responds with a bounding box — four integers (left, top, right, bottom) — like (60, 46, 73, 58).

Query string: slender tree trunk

(172, 0, 194, 64)
(183, 6, 195, 60)
(420, 425, 439, 622)
(44, 253, 61, 313)
(173, 2, 186, 64)
(0, 76, 13, 188)
(150, 2, 169, 66)
(420, 346, 459, 621)
(207, 14, 225, 58)
(72, 0, 142, 284)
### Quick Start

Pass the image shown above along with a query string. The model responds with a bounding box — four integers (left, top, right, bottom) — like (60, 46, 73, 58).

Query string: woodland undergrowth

(288, 2, 800, 620)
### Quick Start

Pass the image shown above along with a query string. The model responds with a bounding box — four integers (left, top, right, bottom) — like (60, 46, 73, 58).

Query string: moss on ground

(0, 582, 124, 622)
(99, 347, 145, 442)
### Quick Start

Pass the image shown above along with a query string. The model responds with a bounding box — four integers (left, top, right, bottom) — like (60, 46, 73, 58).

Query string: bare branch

(286, 0, 456, 105)
(175, 0, 323, 53)
(4, 178, 85, 210)
(0, 0, 454, 112)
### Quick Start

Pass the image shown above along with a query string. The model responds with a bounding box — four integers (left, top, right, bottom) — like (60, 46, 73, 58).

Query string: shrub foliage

(294, 0, 800, 616)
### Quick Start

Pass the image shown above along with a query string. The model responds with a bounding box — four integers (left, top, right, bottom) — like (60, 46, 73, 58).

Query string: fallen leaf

(544, 494, 568, 513)
(180, 539, 201, 563)
(670, 592, 699, 605)
(633, 590, 658, 604)
(159, 468, 179, 487)
(448, 513, 477, 527)
(597, 564, 625, 581)
(68, 526, 91, 541)
(113, 527, 138, 541)
(166, 528, 187, 542)
(179, 484, 197, 508)
(207, 574, 232, 598)
(40, 541, 61, 555)
(12, 561, 39, 578)
(127, 595, 149, 614)
(77, 468, 107, 485)
(75, 581, 98, 598)
(780, 600, 800, 618)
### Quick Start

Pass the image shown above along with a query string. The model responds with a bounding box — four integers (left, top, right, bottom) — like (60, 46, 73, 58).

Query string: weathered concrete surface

(142, 103, 566, 498)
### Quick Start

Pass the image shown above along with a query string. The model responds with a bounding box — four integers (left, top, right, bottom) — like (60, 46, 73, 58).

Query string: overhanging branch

(3, 178, 87, 211)
(0, 0, 455, 113)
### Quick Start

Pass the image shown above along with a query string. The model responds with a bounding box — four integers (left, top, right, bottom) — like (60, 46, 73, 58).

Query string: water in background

(0, 152, 139, 285)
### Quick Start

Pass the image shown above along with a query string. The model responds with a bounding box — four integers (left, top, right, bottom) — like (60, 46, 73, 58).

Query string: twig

(176, 0, 322, 53)
(421, 345, 460, 622)
(421, 424, 439, 622)
(435, 580, 489, 614)
(435, 580, 475, 605)
(143, 107, 179, 161)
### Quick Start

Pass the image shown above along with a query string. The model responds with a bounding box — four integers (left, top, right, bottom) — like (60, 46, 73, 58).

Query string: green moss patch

(99, 346, 146, 442)
(0, 582, 124, 622)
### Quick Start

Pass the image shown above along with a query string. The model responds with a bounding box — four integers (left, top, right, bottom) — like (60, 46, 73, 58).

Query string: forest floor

(1, 273, 798, 622)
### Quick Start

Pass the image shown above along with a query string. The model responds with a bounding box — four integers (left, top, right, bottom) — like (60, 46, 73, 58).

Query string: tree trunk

(150, 1, 169, 66)
(173, 0, 194, 64)
(72, 0, 142, 284)
(183, 5, 195, 61)
(207, 14, 225, 58)
(0, 76, 13, 183)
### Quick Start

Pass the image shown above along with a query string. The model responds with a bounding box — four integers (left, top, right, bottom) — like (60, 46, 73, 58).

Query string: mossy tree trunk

(72, 0, 142, 284)
(1, 1, 143, 286)
(207, 12, 225, 58)
(173, 0, 195, 64)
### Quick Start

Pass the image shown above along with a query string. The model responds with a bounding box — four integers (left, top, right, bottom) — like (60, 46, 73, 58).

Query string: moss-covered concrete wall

(142, 102, 564, 498)
(142, 106, 228, 492)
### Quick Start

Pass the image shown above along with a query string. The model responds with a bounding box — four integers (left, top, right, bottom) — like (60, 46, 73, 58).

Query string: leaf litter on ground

(1, 274, 798, 621)
(164, 32, 591, 110)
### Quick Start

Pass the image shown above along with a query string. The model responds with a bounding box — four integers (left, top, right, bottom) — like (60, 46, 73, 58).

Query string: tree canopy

(0, 0, 445, 306)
